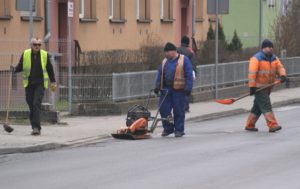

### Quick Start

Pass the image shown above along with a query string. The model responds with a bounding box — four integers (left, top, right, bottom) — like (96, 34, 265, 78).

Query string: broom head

(3, 123, 14, 133)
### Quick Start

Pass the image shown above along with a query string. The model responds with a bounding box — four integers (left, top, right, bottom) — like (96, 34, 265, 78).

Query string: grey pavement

(1, 86, 300, 155)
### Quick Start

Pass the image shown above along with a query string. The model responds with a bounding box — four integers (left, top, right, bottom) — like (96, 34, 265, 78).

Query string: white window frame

(136, 0, 140, 20)
(160, 0, 164, 19)
(109, 0, 113, 20)
(268, 0, 276, 8)
(79, 0, 84, 18)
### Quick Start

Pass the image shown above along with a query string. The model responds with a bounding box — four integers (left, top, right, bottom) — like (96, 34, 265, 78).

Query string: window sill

(137, 19, 152, 23)
(195, 18, 205, 23)
(79, 18, 99, 23)
(0, 15, 13, 20)
(20, 16, 43, 22)
(109, 19, 127, 23)
(160, 18, 175, 23)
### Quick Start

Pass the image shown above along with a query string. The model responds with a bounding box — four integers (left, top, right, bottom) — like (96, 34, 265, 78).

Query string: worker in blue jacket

(154, 42, 193, 137)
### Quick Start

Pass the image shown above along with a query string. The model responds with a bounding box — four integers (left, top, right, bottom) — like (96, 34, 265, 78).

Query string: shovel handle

(234, 80, 281, 102)
(5, 55, 13, 124)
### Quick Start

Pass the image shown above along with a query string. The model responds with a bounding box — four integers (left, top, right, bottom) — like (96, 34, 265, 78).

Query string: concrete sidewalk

(1, 87, 300, 155)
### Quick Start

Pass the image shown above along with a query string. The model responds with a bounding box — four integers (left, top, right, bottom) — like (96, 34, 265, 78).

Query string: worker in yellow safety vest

(12, 37, 56, 136)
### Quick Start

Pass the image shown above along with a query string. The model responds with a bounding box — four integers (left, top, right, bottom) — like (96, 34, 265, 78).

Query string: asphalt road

(0, 105, 300, 189)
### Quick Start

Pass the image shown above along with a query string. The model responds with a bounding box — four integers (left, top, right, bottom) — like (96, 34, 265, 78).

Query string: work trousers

(251, 89, 272, 115)
(159, 89, 186, 133)
(25, 83, 45, 130)
(246, 88, 279, 128)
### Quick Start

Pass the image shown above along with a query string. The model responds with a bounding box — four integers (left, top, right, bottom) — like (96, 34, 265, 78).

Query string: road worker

(11, 37, 56, 136)
(177, 36, 197, 113)
(246, 39, 286, 132)
(154, 42, 193, 137)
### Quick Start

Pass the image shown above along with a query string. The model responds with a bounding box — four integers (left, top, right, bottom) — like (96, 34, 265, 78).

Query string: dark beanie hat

(261, 39, 273, 49)
(164, 42, 177, 52)
(181, 36, 190, 45)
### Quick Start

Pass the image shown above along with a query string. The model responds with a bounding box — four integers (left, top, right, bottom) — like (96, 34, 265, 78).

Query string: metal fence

(112, 57, 300, 101)
(0, 57, 299, 112)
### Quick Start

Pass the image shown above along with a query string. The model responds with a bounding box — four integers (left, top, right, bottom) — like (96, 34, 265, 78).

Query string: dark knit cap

(181, 36, 190, 45)
(261, 39, 274, 49)
(164, 42, 177, 52)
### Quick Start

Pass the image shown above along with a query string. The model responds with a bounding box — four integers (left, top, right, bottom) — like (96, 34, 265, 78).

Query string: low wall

(0, 103, 60, 124)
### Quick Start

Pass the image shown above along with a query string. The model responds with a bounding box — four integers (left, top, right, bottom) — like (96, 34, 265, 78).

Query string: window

(109, 0, 126, 23)
(195, 0, 204, 22)
(79, 0, 98, 22)
(16, 0, 37, 16)
(16, 0, 43, 21)
(268, 0, 276, 8)
(0, 0, 12, 19)
(160, 0, 173, 22)
(137, 0, 150, 22)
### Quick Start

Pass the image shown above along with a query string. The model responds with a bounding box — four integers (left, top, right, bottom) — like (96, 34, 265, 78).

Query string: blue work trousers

(159, 89, 186, 133)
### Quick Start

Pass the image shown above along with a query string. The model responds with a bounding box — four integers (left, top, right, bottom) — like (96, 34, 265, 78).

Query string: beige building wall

(0, 0, 215, 70)
(74, 0, 175, 51)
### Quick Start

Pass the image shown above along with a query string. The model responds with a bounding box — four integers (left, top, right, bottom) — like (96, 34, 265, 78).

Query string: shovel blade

(215, 98, 234, 105)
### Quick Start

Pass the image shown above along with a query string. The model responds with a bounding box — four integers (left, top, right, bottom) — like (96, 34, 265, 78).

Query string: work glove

(50, 83, 57, 92)
(280, 75, 287, 83)
(10, 65, 15, 73)
(250, 87, 256, 96)
(185, 90, 191, 96)
(154, 88, 160, 95)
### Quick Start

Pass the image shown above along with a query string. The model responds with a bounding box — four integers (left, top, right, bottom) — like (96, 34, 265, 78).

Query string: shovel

(215, 80, 281, 105)
(3, 55, 14, 133)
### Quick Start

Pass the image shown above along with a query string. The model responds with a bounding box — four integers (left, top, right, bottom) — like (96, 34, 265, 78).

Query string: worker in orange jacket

(246, 39, 286, 132)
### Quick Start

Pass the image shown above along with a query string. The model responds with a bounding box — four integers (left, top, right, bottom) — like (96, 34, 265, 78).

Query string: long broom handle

(234, 80, 281, 102)
(5, 55, 13, 124)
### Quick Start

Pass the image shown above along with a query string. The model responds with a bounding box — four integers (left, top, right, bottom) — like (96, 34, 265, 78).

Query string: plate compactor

(111, 89, 172, 140)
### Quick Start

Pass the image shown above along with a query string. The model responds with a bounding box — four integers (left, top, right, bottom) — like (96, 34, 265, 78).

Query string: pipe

(44, 0, 51, 43)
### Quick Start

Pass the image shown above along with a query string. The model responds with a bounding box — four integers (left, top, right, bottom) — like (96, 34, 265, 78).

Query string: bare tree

(273, 0, 300, 56)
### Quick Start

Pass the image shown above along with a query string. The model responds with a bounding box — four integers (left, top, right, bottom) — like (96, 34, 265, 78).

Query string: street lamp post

(215, 0, 219, 99)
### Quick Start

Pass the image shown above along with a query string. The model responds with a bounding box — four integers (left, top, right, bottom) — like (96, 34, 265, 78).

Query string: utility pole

(67, 0, 73, 113)
(29, 0, 33, 40)
(259, 0, 263, 45)
(215, 0, 219, 99)
(192, 0, 196, 37)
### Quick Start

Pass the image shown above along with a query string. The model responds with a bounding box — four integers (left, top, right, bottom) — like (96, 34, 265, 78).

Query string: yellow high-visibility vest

(23, 49, 49, 88)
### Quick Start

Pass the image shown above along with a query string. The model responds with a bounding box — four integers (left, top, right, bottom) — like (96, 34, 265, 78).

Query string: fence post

(50, 55, 56, 110)
(112, 73, 115, 102)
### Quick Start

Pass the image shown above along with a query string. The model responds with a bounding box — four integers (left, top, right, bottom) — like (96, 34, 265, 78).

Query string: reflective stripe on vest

(160, 55, 185, 90)
(23, 49, 49, 88)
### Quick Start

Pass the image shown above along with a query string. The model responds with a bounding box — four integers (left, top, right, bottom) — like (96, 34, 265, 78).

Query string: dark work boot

(174, 131, 185, 137)
(161, 130, 174, 137)
(269, 126, 282, 133)
(31, 128, 41, 136)
(245, 127, 259, 132)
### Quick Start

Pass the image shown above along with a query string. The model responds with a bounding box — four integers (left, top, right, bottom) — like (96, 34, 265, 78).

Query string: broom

(3, 55, 14, 133)
(215, 80, 281, 105)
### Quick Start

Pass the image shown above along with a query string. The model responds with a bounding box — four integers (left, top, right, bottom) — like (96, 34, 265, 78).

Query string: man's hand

(154, 88, 160, 95)
(250, 87, 256, 96)
(50, 83, 57, 92)
(185, 90, 191, 96)
(280, 75, 287, 83)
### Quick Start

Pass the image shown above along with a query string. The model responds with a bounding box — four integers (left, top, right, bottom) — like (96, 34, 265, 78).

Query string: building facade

(221, 0, 287, 48)
(0, 0, 215, 69)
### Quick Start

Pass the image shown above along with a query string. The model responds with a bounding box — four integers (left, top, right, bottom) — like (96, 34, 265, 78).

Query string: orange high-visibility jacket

(248, 51, 286, 87)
